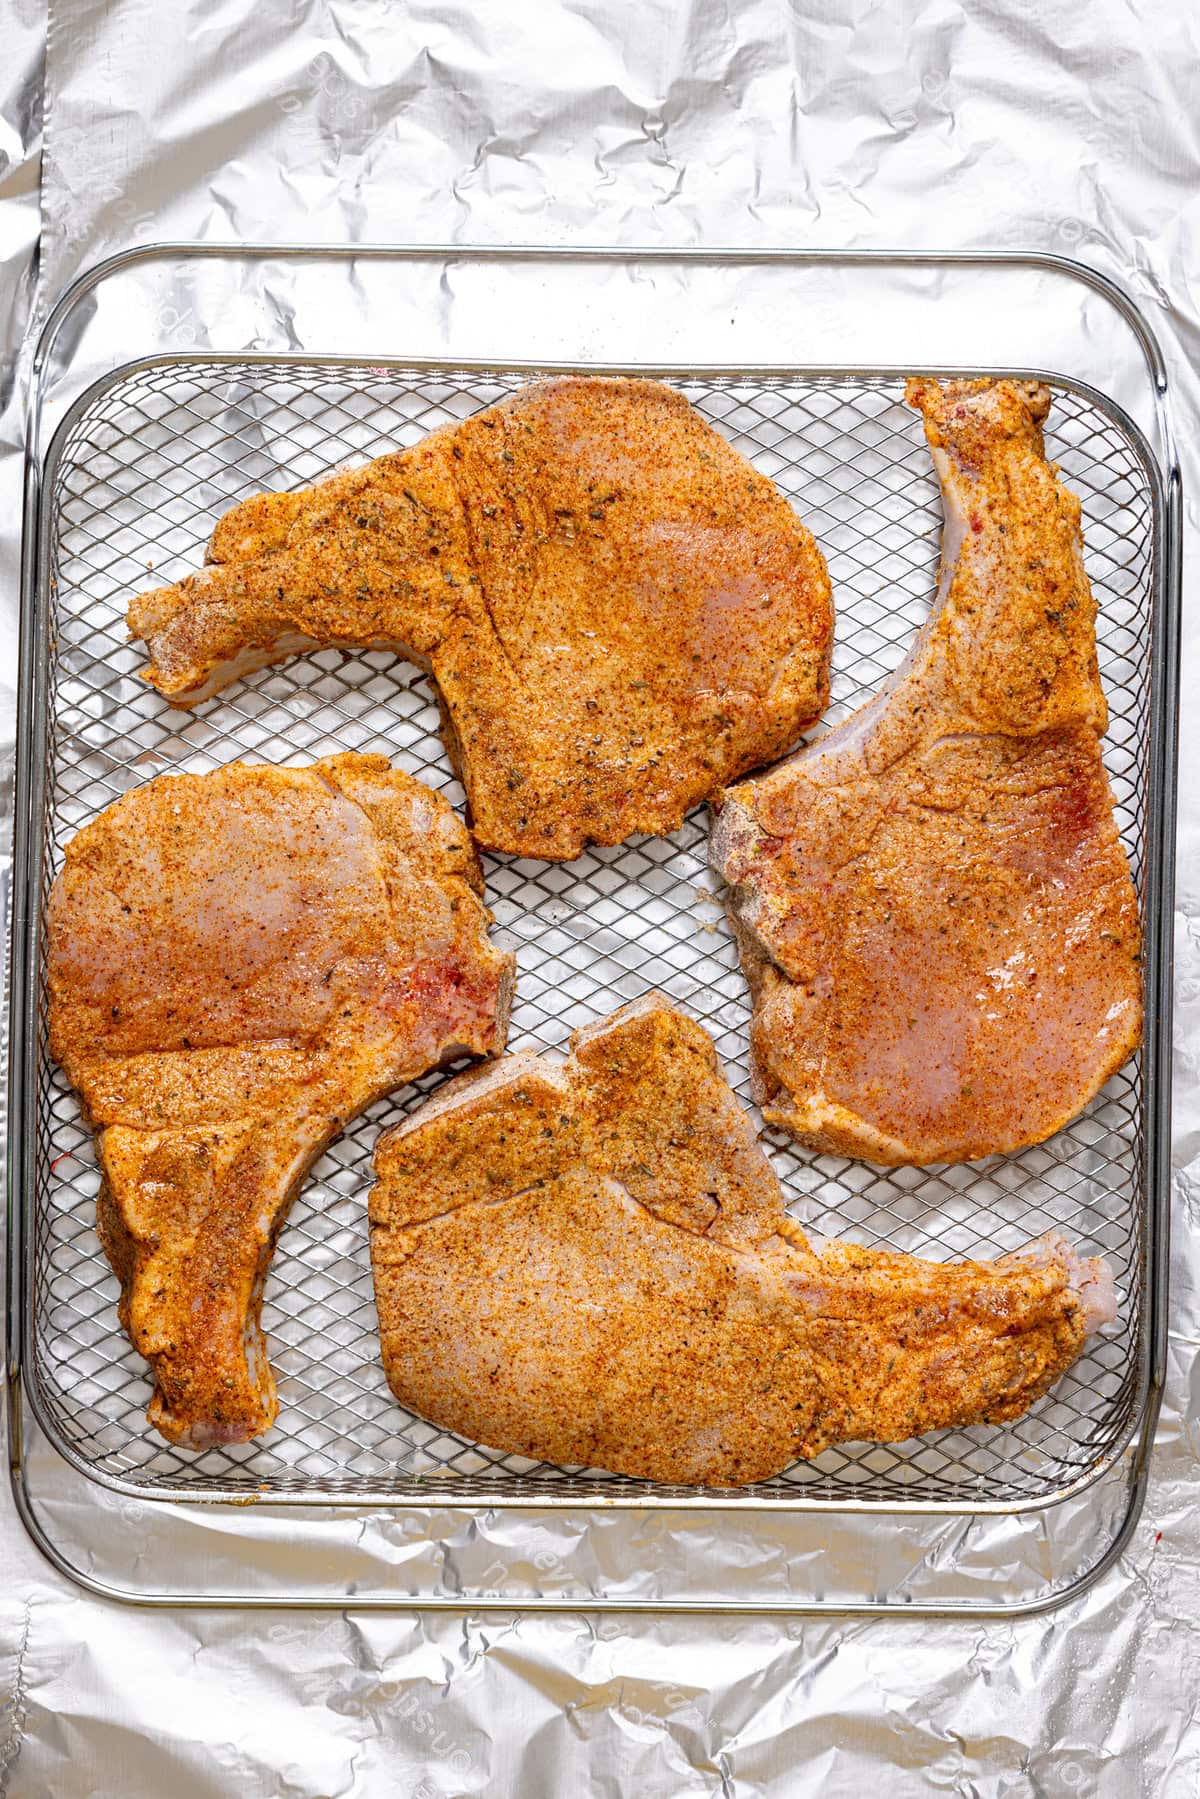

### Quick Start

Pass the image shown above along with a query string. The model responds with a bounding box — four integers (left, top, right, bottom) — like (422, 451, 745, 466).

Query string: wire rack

(27, 359, 1156, 1509)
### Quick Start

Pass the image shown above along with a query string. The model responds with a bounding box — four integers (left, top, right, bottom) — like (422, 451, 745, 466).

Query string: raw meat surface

(369, 996, 1113, 1486)
(47, 754, 514, 1448)
(129, 376, 834, 859)
(710, 378, 1142, 1165)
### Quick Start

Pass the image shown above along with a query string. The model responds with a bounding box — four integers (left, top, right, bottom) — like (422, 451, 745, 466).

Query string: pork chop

(369, 995, 1115, 1486)
(710, 378, 1142, 1165)
(128, 376, 834, 859)
(47, 754, 514, 1449)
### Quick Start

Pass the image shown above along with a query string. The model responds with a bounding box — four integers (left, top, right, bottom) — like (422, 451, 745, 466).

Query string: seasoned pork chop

(129, 377, 834, 859)
(711, 379, 1142, 1166)
(47, 754, 514, 1448)
(369, 996, 1114, 1486)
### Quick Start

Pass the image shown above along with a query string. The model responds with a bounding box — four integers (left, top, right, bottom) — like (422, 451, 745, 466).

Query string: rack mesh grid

(29, 361, 1154, 1506)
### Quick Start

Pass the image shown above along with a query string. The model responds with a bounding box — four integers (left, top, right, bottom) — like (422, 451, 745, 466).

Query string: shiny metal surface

(3, 0, 1200, 1785)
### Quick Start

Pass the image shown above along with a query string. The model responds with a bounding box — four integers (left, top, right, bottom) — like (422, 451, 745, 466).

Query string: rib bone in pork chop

(129, 377, 834, 859)
(369, 996, 1115, 1486)
(710, 378, 1142, 1165)
(47, 755, 514, 1448)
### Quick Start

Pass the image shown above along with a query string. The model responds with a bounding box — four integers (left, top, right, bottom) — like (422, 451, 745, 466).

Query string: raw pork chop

(710, 378, 1142, 1165)
(369, 996, 1114, 1486)
(47, 754, 514, 1448)
(129, 377, 834, 859)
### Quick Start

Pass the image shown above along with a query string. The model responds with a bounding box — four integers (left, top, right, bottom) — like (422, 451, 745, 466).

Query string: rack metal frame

(7, 244, 1181, 1614)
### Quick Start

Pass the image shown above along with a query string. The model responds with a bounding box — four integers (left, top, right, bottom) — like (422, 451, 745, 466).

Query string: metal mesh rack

(27, 359, 1157, 1509)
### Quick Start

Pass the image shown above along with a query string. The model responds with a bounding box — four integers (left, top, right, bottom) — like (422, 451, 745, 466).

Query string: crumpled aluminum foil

(4, 0, 1200, 1792)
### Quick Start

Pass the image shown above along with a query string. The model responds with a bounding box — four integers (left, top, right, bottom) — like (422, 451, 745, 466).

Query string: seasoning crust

(47, 753, 514, 1447)
(129, 376, 834, 859)
(711, 379, 1142, 1166)
(370, 996, 1114, 1486)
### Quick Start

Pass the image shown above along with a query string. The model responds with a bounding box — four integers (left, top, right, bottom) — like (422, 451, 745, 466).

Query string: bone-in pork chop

(710, 379, 1142, 1166)
(129, 377, 834, 859)
(369, 996, 1115, 1486)
(47, 754, 514, 1448)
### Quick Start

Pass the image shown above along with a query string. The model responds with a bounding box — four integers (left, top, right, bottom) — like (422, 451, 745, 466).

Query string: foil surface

(3, 1, 1200, 1793)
